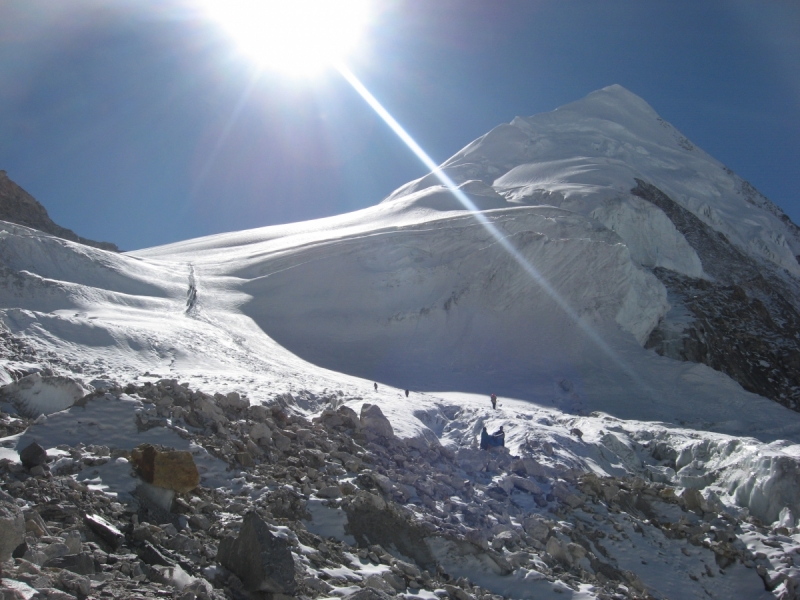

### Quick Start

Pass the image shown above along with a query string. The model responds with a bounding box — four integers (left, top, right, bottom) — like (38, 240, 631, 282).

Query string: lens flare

(202, 0, 370, 76)
(337, 62, 655, 397)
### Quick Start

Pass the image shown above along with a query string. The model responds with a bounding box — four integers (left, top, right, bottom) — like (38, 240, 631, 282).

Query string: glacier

(2, 84, 800, 599)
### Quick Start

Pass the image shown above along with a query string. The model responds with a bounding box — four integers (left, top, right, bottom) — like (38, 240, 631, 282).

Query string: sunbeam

(337, 62, 656, 399)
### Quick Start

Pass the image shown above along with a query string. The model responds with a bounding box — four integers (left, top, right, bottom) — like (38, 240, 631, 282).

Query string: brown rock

(130, 444, 200, 493)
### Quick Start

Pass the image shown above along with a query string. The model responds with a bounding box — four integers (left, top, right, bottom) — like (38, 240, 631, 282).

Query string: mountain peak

(550, 84, 661, 128)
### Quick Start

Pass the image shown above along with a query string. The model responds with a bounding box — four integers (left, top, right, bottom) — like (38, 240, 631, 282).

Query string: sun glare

(202, 0, 370, 76)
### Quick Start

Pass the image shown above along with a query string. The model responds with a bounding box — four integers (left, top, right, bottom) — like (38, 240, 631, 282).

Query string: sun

(201, 0, 371, 77)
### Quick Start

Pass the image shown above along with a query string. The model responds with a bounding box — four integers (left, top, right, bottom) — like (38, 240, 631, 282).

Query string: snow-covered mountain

(2, 85, 800, 600)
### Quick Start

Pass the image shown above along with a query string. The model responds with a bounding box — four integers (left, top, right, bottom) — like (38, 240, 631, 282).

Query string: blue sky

(1, 0, 798, 251)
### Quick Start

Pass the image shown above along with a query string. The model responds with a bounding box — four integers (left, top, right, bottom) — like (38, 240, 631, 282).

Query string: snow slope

(402, 85, 800, 279)
(3, 85, 800, 598)
(2, 84, 800, 439)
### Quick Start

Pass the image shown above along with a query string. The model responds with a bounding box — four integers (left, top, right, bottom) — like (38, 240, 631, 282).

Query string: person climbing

(374, 382, 378, 391)
(493, 425, 505, 447)
(405, 389, 409, 398)
(480, 425, 505, 450)
(490, 393, 497, 409)
(480, 426, 490, 450)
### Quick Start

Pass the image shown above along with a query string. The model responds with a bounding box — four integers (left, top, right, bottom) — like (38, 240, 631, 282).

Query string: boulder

(364, 574, 397, 596)
(250, 422, 272, 444)
(522, 515, 552, 542)
(455, 448, 490, 473)
(58, 571, 91, 597)
(217, 511, 296, 595)
(508, 475, 543, 495)
(43, 552, 95, 575)
(317, 486, 342, 499)
(348, 589, 395, 600)
(191, 395, 227, 426)
(337, 405, 361, 429)
(140, 541, 174, 567)
(314, 408, 344, 428)
(360, 404, 394, 439)
(130, 444, 200, 493)
(344, 492, 437, 571)
(84, 514, 124, 549)
(682, 488, 704, 513)
(382, 571, 406, 591)
(19, 442, 47, 469)
(218, 391, 248, 411)
(513, 456, 548, 477)
(551, 481, 584, 508)
(273, 432, 292, 452)
(546, 536, 572, 565)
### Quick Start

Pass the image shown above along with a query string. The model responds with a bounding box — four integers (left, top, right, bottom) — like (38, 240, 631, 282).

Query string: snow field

(4, 84, 800, 598)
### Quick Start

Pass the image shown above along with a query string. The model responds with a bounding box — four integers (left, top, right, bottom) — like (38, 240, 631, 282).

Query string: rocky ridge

(0, 171, 119, 253)
(636, 179, 800, 410)
(1, 376, 799, 600)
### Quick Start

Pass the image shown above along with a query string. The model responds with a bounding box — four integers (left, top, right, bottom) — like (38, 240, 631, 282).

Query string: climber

(480, 425, 505, 450)
(493, 425, 505, 447)
(480, 426, 490, 450)
(405, 389, 409, 398)
(374, 382, 378, 391)
(490, 393, 497, 409)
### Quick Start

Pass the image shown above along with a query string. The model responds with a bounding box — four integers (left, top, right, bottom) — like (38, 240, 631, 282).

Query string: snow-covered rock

(1, 372, 89, 417)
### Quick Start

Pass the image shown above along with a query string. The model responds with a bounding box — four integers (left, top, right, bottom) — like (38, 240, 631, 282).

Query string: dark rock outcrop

(0, 170, 119, 252)
(217, 511, 297, 595)
(634, 179, 800, 411)
(19, 441, 47, 469)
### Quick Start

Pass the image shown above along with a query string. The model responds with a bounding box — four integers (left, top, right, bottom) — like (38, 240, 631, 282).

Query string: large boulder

(455, 448, 490, 473)
(130, 444, 199, 493)
(344, 491, 436, 571)
(360, 404, 394, 439)
(19, 441, 47, 469)
(217, 512, 296, 595)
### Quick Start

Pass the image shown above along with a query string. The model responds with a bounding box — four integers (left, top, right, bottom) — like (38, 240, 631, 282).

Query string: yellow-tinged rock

(130, 444, 200, 493)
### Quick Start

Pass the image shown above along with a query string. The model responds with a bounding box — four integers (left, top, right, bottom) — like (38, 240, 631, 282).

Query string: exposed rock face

(129, 444, 200, 493)
(635, 179, 800, 410)
(344, 491, 437, 571)
(217, 511, 297, 594)
(0, 170, 119, 252)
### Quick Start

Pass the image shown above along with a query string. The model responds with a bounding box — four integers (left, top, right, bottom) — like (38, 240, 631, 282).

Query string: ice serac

(239, 205, 668, 388)
(379, 84, 800, 409)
